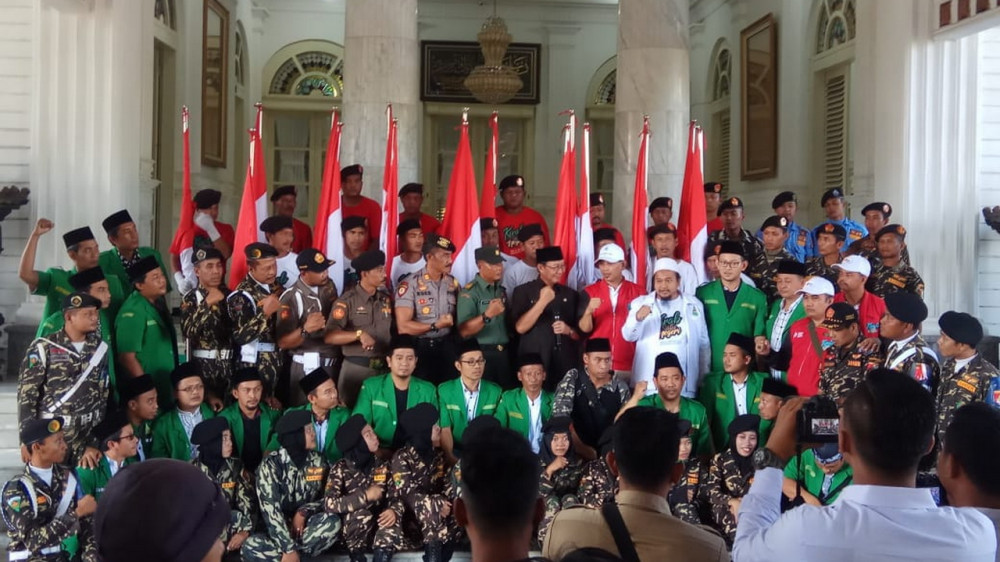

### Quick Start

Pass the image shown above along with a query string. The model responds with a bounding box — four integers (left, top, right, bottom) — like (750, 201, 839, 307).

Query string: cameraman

(732, 368, 996, 561)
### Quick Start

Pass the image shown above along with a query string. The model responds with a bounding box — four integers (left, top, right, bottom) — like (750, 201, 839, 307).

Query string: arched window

(266, 44, 344, 99)
(712, 47, 731, 102)
(585, 57, 617, 219)
(708, 41, 732, 188)
(234, 22, 248, 91)
(816, 0, 857, 54)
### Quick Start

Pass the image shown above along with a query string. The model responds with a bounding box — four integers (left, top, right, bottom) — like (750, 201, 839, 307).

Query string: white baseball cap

(797, 276, 835, 297)
(596, 243, 625, 264)
(653, 257, 681, 275)
(832, 254, 872, 277)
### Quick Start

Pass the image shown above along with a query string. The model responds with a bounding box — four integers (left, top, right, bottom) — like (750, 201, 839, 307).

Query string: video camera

(797, 395, 840, 443)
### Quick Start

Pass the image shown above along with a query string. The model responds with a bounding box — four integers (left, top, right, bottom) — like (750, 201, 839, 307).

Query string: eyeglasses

(116, 434, 138, 442)
(543, 263, 566, 271)
(460, 358, 486, 366)
(718, 260, 743, 268)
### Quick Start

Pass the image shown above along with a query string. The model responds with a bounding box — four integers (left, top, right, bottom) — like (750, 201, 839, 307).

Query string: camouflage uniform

(324, 458, 412, 553)
(577, 458, 617, 509)
(846, 237, 910, 266)
(667, 458, 705, 526)
(702, 449, 753, 546)
(18, 330, 110, 466)
(747, 248, 797, 304)
(2, 464, 86, 562)
(228, 276, 285, 397)
(241, 449, 341, 561)
(866, 262, 925, 299)
(191, 457, 256, 543)
(537, 456, 584, 545)
(180, 286, 234, 401)
(819, 337, 883, 402)
(805, 256, 840, 287)
(708, 228, 765, 268)
(390, 445, 461, 546)
(936, 355, 1000, 446)
(884, 336, 941, 395)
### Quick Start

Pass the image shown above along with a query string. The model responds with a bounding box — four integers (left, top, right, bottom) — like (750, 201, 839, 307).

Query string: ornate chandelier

(464, 5, 522, 106)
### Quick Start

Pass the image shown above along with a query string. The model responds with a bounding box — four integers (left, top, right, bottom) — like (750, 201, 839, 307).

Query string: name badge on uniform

(509, 412, 524, 419)
(305, 466, 324, 482)
(221, 481, 237, 490)
(374, 466, 388, 484)
(372, 400, 389, 409)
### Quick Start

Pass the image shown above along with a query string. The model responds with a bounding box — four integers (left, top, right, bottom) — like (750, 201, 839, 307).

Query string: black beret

(231, 367, 262, 387)
(648, 197, 673, 212)
(193, 189, 221, 209)
(400, 402, 439, 438)
(457, 339, 482, 357)
(260, 216, 294, 234)
(127, 256, 161, 284)
(299, 368, 333, 395)
(102, 210, 134, 234)
(340, 164, 364, 181)
(244, 242, 278, 260)
(647, 224, 676, 239)
(498, 174, 525, 191)
(516, 223, 545, 243)
(862, 202, 893, 218)
(761, 378, 798, 399)
(170, 362, 202, 389)
(120, 374, 156, 403)
(62, 292, 101, 311)
(726, 332, 755, 357)
(342, 216, 368, 233)
(822, 302, 859, 330)
(535, 246, 563, 263)
(654, 352, 683, 375)
(95, 410, 132, 447)
(589, 193, 604, 206)
(63, 226, 96, 248)
(479, 218, 499, 231)
(463, 415, 502, 446)
(815, 222, 847, 242)
(21, 417, 64, 447)
(389, 334, 418, 352)
(593, 228, 617, 244)
(397, 219, 422, 237)
(335, 414, 368, 454)
(423, 234, 456, 254)
(821, 188, 845, 206)
(584, 338, 611, 353)
(704, 182, 723, 194)
(93, 459, 230, 562)
(516, 353, 544, 370)
(270, 185, 297, 202)
(939, 311, 984, 348)
(474, 246, 503, 265)
(297, 248, 335, 272)
(728, 414, 760, 437)
(69, 267, 106, 290)
(191, 247, 224, 265)
(875, 224, 907, 241)
(771, 191, 796, 209)
(885, 292, 928, 325)
(776, 259, 807, 277)
(677, 419, 693, 437)
(717, 196, 744, 216)
(542, 416, 572, 435)
(276, 410, 314, 435)
(190, 417, 229, 447)
(352, 250, 386, 272)
(399, 182, 423, 197)
(761, 216, 789, 231)
(716, 240, 744, 258)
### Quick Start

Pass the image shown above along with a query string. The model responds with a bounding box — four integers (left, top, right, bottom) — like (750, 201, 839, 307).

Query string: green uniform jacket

(697, 371, 772, 451)
(494, 388, 553, 440)
(284, 404, 351, 463)
(353, 374, 437, 447)
(36, 308, 119, 402)
(218, 403, 281, 457)
(98, 247, 171, 297)
(77, 454, 136, 501)
(783, 449, 853, 504)
(115, 291, 178, 408)
(150, 403, 215, 461)
(696, 281, 768, 373)
(34, 266, 125, 322)
(636, 395, 714, 457)
(436, 378, 502, 444)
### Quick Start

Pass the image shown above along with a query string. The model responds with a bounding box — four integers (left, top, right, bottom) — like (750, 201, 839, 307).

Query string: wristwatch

(482, 313, 492, 324)
(355, 329, 363, 341)
(752, 447, 786, 471)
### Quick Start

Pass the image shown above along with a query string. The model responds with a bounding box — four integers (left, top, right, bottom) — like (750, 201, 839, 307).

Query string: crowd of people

(5, 164, 1000, 562)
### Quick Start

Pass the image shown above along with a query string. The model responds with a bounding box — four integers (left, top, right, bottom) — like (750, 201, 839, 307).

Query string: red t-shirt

(593, 222, 626, 250)
(343, 196, 382, 250)
(785, 317, 832, 397)
(495, 206, 551, 259)
(400, 213, 440, 235)
(707, 217, 724, 235)
(833, 291, 886, 339)
(291, 218, 313, 253)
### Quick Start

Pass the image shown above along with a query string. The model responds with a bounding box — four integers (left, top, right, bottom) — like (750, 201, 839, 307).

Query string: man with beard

(218, 368, 281, 473)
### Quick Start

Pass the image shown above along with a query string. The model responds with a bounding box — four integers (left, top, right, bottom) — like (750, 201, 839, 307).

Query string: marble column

(342, 0, 420, 197)
(612, 0, 690, 234)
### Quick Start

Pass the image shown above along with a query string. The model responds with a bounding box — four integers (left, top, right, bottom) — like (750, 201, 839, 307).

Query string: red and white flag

(630, 117, 652, 286)
(553, 112, 578, 286)
(574, 122, 598, 288)
(440, 110, 483, 285)
(170, 107, 197, 285)
(228, 105, 268, 287)
(314, 109, 345, 291)
(481, 111, 499, 219)
(379, 105, 400, 282)
(677, 122, 708, 284)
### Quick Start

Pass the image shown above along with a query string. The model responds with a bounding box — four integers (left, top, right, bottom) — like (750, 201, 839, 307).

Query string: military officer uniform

(708, 197, 766, 266)
(242, 411, 341, 562)
(883, 293, 940, 395)
(98, 209, 172, 297)
(228, 243, 285, 398)
(189, 417, 257, 544)
(818, 304, 883, 403)
(328, 250, 394, 409)
(33, 226, 126, 322)
(457, 247, 512, 389)
(277, 249, 340, 406)
(935, 311, 1000, 446)
(846, 202, 911, 265)
(180, 248, 233, 402)
(749, 216, 797, 303)
(865, 225, 924, 298)
(18, 294, 110, 466)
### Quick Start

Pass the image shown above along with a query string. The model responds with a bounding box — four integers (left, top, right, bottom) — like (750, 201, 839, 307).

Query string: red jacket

(785, 317, 832, 397)
(584, 279, 645, 372)
(834, 291, 885, 339)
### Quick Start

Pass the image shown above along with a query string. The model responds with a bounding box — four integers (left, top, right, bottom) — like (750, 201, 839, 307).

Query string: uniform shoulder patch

(397, 282, 408, 297)
(464, 281, 475, 290)
(332, 306, 346, 320)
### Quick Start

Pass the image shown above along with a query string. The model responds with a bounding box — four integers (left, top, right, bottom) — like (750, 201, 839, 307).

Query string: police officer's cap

(939, 310, 984, 348)
(69, 267, 106, 291)
(676, 419, 693, 438)
(654, 352, 683, 375)
(456, 339, 482, 357)
(593, 228, 617, 244)
(21, 417, 64, 447)
(760, 215, 789, 232)
(341, 216, 368, 233)
(862, 201, 893, 218)
(231, 367, 262, 387)
(352, 250, 386, 273)
(389, 334, 419, 353)
(62, 292, 101, 312)
(119, 374, 156, 403)
(170, 362, 203, 389)
(776, 259, 807, 277)
(542, 416, 572, 435)
(728, 414, 760, 437)
(474, 245, 503, 265)
(276, 410, 314, 436)
(584, 338, 611, 354)
(516, 353, 544, 370)
(875, 224, 907, 242)
(101, 210, 134, 234)
(269, 185, 296, 202)
(63, 226, 96, 249)
(191, 247, 224, 265)
(340, 164, 364, 181)
(715, 240, 745, 259)
(589, 193, 605, 207)
(704, 182, 724, 194)
(717, 196, 744, 216)
(516, 223, 545, 243)
(397, 219, 422, 237)
(126, 256, 161, 284)
(299, 368, 333, 396)
(498, 174, 525, 191)
(244, 242, 278, 261)
(423, 234, 456, 255)
(399, 182, 423, 197)
(96, 410, 133, 447)
(726, 332, 755, 357)
(190, 417, 230, 447)
(646, 224, 676, 240)
(193, 188, 222, 209)
(480, 218, 499, 232)
(815, 222, 847, 242)
(821, 188, 845, 206)
(399, 402, 439, 438)
(260, 216, 293, 234)
(297, 248, 335, 272)
(648, 197, 673, 213)
(761, 378, 798, 399)
(885, 292, 928, 325)
(535, 246, 563, 263)
(335, 414, 368, 454)
(822, 302, 859, 331)
(771, 191, 796, 209)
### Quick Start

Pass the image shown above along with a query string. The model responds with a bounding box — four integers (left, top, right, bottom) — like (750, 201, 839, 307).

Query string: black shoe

(349, 552, 367, 562)
(423, 540, 443, 562)
(442, 542, 455, 562)
(372, 548, 394, 562)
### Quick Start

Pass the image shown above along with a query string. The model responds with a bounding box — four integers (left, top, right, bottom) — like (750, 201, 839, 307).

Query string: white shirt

(606, 282, 623, 314)
(277, 252, 300, 289)
(463, 383, 481, 422)
(734, 467, 998, 562)
(887, 332, 920, 358)
(106, 456, 124, 478)
(953, 354, 977, 375)
(315, 417, 328, 453)
(390, 255, 425, 290)
(527, 393, 544, 454)
(733, 378, 749, 415)
(975, 507, 1000, 562)
(28, 464, 53, 487)
(178, 408, 204, 458)
(769, 296, 802, 378)
(503, 259, 539, 292)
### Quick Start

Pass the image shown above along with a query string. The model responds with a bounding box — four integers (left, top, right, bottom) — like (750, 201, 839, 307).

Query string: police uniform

(189, 417, 257, 544)
(883, 293, 940, 395)
(34, 227, 126, 322)
(18, 294, 110, 466)
(457, 247, 512, 388)
(277, 249, 340, 406)
(98, 209, 172, 297)
(180, 248, 233, 401)
(935, 311, 1000, 446)
(537, 417, 585, 546)
(750, 216, 798, 303)
(865, 225, 924, 298)
(817, 304, 883, 403)
(228, 243, 285, 397)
